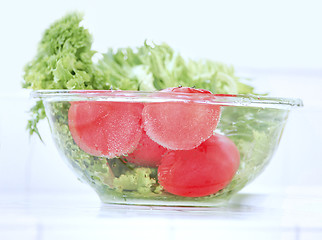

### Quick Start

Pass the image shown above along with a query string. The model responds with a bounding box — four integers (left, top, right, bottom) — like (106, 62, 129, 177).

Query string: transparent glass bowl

(32, 90, 303, 207)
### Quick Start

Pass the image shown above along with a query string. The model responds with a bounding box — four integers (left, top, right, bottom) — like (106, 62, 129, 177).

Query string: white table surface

(1, 186, 322, 240)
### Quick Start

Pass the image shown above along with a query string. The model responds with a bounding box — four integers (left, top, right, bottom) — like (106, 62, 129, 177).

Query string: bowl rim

(31, 90, 303, 109)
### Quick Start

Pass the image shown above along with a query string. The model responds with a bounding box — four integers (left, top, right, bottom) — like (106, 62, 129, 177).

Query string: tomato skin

(126, 131, 167, 167)
(68, 101, 143, 158)
(143, 87, 221, 150)
(158, 134, 240, 197)
(162, 87, 212, 94)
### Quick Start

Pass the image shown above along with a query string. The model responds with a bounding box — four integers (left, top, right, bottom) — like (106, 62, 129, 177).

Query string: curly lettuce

(23, 12, 255, 137)
(95, 42, 254, 94)
(23, 12, 95, 90)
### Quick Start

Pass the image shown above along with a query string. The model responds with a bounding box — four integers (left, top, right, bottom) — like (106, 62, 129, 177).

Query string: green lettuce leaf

(94, 42, 254, 94)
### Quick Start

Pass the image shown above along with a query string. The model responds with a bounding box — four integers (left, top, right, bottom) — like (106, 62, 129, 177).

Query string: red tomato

(126, 131, 167, 167)
(68, 101, 143, 158)
(158, 134, 240, 197)
(142, 87, 221, 150)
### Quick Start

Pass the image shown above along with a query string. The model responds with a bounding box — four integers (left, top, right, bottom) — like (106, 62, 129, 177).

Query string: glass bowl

(32, 90, 303, 207)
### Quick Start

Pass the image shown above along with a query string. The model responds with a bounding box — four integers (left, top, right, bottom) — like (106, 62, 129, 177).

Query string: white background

(0, 0, 322, 239)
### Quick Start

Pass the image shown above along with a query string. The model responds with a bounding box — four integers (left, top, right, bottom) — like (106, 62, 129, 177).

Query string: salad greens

(23, 12, 254, 137)
(23, 12, 288, 204)
(23, 13, 95, 90)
